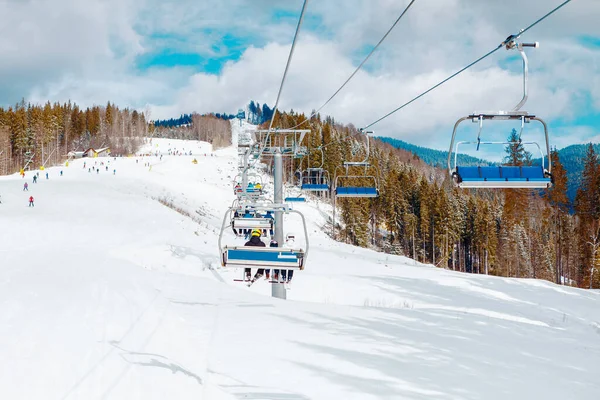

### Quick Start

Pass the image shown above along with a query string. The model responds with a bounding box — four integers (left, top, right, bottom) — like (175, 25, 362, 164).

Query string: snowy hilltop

(0, 120, 598, 400)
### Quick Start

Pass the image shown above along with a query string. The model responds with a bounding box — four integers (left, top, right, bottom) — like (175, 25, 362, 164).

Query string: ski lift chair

(448, 114, 552, 189)
(300, 148, 331, 191)
(231, 209, 274, 238)
(246, 173, 264, 194)
(333, 129, 379, 197)
(301, 168, 330, 191)
(334, 163, 379, 198)
(285, 183, 306, 203)
(448, 39, 553, 189)
(285, 196, 306, 202)
(219, 204, 310, 280)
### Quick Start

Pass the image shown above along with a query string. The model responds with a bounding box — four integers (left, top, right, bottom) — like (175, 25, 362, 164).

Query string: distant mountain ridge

(552, 143, 600, 204)
(378, 136, 597, 206)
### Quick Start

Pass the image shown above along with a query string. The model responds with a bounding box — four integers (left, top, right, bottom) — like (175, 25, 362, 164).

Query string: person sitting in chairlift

(244, 228, 265, 281)
(265, 239, 278, 280)
(281, 233, 296, 283)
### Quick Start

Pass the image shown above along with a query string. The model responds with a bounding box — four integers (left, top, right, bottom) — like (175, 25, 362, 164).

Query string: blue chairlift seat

(335, 186, 379, 198)
(455, 166, 551, 188)
(301, 183, 330, 191)
(285, 197, 306, 202)
(222, 247, 305, 269)
(500, 166, 521, 179)
(479, 166, 502, 181)
(521, 166, 548, 181)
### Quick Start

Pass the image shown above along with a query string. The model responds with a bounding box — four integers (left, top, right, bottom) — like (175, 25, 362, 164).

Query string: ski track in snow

(0, 120, 599, 400)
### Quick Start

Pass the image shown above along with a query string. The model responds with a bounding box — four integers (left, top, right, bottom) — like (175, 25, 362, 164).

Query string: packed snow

(1, 120, 599, 400)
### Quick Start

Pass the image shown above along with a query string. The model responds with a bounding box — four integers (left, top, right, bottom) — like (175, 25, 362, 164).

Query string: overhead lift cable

(268, 0, 309, 133)
(287, 0, 418, 130)
(248, 0, 309, 169)
(360, 0, 573, 131)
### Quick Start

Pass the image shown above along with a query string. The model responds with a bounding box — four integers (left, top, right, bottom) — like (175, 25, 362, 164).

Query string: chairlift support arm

(503, 35, 539, 112)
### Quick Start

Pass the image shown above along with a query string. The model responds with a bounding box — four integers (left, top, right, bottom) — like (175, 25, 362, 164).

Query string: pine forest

(0, 101, 598, 289)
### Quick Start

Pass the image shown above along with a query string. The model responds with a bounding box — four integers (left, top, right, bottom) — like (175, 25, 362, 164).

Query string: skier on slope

(28, 196, 34, 207)
(23, 182, 28, 191)
(244, 228, 265, 282)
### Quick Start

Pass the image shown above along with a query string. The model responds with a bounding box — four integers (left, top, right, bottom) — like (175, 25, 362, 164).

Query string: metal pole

(242, 149, 249, 194)
(272, 149, 286, 299)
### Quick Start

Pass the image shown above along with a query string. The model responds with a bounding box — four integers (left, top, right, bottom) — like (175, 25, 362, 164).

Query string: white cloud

(0, 0, 598, 152)
(147, 32, 596, 149)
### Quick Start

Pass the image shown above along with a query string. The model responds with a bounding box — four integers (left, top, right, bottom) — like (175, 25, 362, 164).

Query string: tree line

(2, 99, 596, 288)
(247, 101, 274, 125)
(266, 111, 599, 289)
(0, 101, 234, 175)
(149, 113, 232, 149)
(152, 111, 237, 128)
(0, 100, 147, 175)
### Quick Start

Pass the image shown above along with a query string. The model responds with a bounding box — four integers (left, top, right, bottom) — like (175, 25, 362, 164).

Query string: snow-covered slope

(0, 121, 599, 400)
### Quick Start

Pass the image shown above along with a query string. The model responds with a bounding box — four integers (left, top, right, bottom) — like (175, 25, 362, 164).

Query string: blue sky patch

(137, 52, 202, 69)
(137, 32, 249, 74)
(579, 35, 600, 48)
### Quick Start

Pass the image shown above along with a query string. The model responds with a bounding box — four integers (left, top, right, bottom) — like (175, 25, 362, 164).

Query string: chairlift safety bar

(454, 140, 547, 172)
(448, 114, 551, 176)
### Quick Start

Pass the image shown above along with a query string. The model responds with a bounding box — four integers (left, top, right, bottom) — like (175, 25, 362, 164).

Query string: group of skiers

(19, 170, 67, 206)
(85, 160, 116, 175)
(20, 172, 45, 206)
(244, 228, 295, 284)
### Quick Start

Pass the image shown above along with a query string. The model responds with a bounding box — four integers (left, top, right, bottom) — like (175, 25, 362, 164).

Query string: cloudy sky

(0, 0, 598, 153)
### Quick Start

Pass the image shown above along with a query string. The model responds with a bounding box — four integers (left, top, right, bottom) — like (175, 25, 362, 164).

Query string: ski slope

(0, 121, 599, 400)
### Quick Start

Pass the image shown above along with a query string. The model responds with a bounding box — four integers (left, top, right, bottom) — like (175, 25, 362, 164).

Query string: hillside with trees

(152, 112, 237, 128)
(247, 101, 274, 125)
(0, 101, 233, 176)
(149, 113, 232, 149)
(0, 100, 147, 176)
(553, 143, 600, 204)
(263, 110, 598, 289)
(2, 98, 597, 289)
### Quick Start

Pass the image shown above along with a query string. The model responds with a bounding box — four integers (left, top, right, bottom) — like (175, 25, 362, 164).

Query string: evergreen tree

(544, 149, 569, 283)
(504, 128, 531, 166)
(262, 103, 273, 123)
(574, 144, 600, 219)
(503, 129, 530, 224)
(546, 149, 569, 211)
